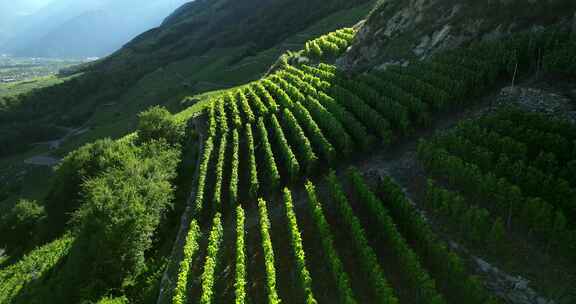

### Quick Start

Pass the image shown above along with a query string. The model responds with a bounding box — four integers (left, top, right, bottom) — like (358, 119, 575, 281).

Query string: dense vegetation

(0, 106, 186, 303)
(418, 108, 576, 261)
(2, 4, 576, 303)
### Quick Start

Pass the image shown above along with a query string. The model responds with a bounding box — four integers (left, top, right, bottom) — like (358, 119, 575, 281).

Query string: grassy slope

(56, 0, 376, 153)
(173, 0, 377, 123)
(0, 1, 376, 212)
(0, 75, 77, 98)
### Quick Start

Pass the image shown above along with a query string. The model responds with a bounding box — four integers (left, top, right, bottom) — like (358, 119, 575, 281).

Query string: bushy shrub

(0, 199, 45, 253)
(137, 106, 185, 146)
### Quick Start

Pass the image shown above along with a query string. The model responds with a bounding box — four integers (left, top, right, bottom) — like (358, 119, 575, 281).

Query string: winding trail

(24, 126, 89, 166)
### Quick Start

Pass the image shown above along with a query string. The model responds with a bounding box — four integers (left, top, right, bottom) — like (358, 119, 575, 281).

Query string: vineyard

(418, 108, 576, 261)
(164, 25, 576, 304)
(2, 12, 576, 304)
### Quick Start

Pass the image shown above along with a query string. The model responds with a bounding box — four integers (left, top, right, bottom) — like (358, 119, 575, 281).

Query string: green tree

(47, 140, 181, 302)
(43, 138, 135, 239)
(137, 106, 185, 146)
(0, 199, 45, 253)
(97, 296, 129, 304)
(488, 218, 506, 253)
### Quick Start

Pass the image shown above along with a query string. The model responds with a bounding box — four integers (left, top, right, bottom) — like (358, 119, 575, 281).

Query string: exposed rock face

(496, 86, 576, 124)
(340, 0, 576, 72)
(474, 257, 556, 304)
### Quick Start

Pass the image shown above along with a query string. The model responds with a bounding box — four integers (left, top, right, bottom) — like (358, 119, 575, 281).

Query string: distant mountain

(0, 0, 191, 58)
(0, 0, 54, 47)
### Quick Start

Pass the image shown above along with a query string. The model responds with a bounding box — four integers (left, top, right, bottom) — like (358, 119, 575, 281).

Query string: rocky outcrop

(340, 0, 576, 72)
(475, 258, 556, 304)
(496, 86, 576, 124)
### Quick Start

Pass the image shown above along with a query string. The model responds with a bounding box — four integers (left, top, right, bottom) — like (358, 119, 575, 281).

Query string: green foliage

(216, 99, 229, 135)
(292, 102, 335, 163)
(56, 140, 181, 300)
(137, 106, 185, 146)
(544, 42, 576, 76)
(236, 90, 255, 123)
(326, 172, 398, 304)
(337, 74, 411, 134)
(213, 134, 228, 211)
(301, 95, 352, 156)
(200, 213, 224, 304)
(0, 235, 73, 304)
(302, 28, 356, 60)
(269, 75, 306, 103)
(172, 220, 201, 304)
(418, 113, 576, 261)
(304, 181, 356, 304)
(251, 83, 278, 113)
(229, 129, 240, 207)
(347, 168, 446, 304)
(283, 188, 317, 304)
(194, 137, 215, 215)
(359, 73, 430, 126)
(44, 138, 137, 238)
(96, 296, 129, 304)
(270, 113, 300, 181)
(226, 92, 243, 129)
(282, 108, 318, 174)
(488, 218, 506, 252)
(262, 79, 294, 109)
(257, 198, 281, 304)
(378, 175, 492, 304)
(245, 124, 259, 199)
(235, 206, 247, 304)
(0, 199, 45, 254)
(208, 104, 217, 138)
(316, 91, 373, 150)
(426, 179, 504, 248)
(258, 117, 281, 190)
(330, 84, 393, 144)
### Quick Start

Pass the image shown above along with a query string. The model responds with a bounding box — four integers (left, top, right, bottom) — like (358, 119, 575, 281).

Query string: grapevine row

(212, 134, 227, 211)
(270, 113, 300, 181)
(347, 168, 446, 304)
(283, 188, 317, 304)
(235, 205, 246, 304)
(304, 181, 357, 304)
(199, 213, 224, 304)
(282, 108, 318, 174)
(258, 198, 281, 304)
(258, 117, 281, 190)
(172, 220, 201, 304)
(326, 172, 398, 304)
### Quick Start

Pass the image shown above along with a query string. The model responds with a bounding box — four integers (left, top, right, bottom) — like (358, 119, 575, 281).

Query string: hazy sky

(0, 0, 191, 57)
(0, 0, 55, 16)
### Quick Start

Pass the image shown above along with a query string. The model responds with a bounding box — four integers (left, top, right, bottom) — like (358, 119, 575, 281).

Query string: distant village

(0, 54, 94, 83)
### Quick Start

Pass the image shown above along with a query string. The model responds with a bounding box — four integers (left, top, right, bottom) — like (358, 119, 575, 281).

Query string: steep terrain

(0, 0, 374, 208)
(341, 0, 576, 71)
(1, 1, 576, 304)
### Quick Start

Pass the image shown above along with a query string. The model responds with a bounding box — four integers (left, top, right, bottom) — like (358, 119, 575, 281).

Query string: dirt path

(24, 126, 90, 166)
(157, 117, 207, 304)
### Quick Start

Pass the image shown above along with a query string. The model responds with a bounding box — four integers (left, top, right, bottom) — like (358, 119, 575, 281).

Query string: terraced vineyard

(2, 1, 576, 303)
(3, 24, 575, 304)
(419, 108, 576, 261)
(165, 27, 576, 304)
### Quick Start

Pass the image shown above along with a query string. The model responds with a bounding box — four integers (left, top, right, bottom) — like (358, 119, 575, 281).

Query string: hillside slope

(2, 1, 576, 304)
(340, 0, 576, 71)
(0, 0, 374, 163)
